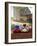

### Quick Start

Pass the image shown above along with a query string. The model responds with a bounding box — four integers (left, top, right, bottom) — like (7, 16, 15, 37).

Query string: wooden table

(11, 30, 32, 39)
